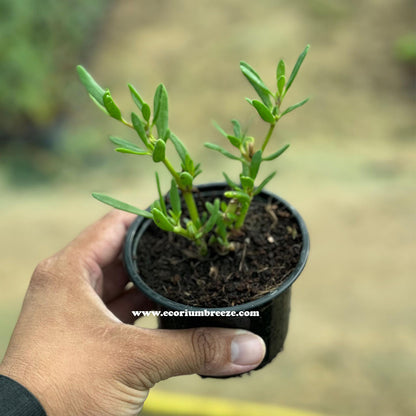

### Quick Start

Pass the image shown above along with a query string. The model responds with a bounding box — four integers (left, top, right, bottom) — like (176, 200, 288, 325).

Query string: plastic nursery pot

(124, 183, 309, 372)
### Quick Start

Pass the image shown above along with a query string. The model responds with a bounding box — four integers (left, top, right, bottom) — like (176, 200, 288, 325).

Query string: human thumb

(125, 326, 266, 386)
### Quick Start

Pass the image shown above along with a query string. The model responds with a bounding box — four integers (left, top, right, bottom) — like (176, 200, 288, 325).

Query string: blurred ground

(1, 0, 415, 415)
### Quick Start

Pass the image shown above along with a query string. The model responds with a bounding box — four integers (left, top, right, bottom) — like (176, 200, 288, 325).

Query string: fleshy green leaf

(240, 175, 254, 190)
(131, 112, 149, 147)
(179, 172, 193, 188)
(223, 172, 241, 191)
(281, 98, 310, 116)
(224, 190, 251, 203)
(169, 211, 182, 224)
(92, 193, 152, 218)
(277, 75, 285, 96)
(142, 103, 151, 122)
(128, 83, 144, 111)
(262, 144, 290, 161)
(115, 148, 150, 155)
(232, 119, 241, 138)
(152, 139, 166, 162)
(204, 212, 218, 234)
(285, 45, 310, 94)
(253, 171, 277, 195)
(153, 84, 169, 140)
(186, 220, 198, 236)
(109, 136, 147, 153)
(240, 61, 272, 108)
(205, 199, 218, 214)
(151, 200, 162, 212)
(151, 208, 174, 232)
(251, 99, 275, 123)
(204, 143, 242, 161)
(217, 226, 227, 241)
(227, 135, 241, 147)
(169, 180, 181, 216)
(103, 90, 122, 120)
(276, 59, 285, 81)
(212, 121, 228, 137)
(204, 199, 220, 233)
(194, 163, 202, 177)
(182, 154, 194, 174)
(76, 65, 106, 106)
(155, 172, 167, 215)
(249, 150, 262, 179)
(170, 133, 188, 164)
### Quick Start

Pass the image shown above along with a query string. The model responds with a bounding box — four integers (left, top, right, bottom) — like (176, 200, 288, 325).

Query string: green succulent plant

(77, 45, 310, 255)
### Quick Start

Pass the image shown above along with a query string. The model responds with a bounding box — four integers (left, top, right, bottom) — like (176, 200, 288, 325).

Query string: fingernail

(230, 332, 266, 366)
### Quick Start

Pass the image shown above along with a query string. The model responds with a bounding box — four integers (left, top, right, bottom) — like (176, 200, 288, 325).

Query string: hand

(0, 210, 266, 415)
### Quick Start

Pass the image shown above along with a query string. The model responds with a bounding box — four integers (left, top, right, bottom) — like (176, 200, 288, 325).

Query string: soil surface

(135, 197, 303, 307)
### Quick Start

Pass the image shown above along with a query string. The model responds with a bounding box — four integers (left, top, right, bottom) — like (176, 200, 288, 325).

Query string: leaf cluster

(76, 45, 310, 255)
(203, 45, 310, 231)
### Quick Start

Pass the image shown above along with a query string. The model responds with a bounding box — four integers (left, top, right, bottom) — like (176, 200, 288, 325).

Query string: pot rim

(124, 182, 310, 312)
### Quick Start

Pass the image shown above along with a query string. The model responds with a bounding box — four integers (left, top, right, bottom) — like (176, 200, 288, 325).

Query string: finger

(64, 210, 136, 284)
(107, 287, 155, 324)
(71, 209, 136, 267)
(126, 327, 266, 383)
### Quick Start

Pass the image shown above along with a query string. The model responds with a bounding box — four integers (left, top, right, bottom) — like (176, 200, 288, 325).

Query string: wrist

(0, 360, 63, 415)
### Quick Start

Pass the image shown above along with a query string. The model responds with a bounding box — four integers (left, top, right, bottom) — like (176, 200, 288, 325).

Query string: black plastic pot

(124, 183, 309, 371)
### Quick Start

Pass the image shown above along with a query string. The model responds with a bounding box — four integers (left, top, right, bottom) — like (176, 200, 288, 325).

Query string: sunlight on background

(0, 1, 415, 415)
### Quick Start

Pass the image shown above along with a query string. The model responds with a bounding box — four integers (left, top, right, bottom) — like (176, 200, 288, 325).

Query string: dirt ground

(1, 1, 415, 415)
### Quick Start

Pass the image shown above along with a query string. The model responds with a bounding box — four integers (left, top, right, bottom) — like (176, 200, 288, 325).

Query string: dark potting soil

(135, 198, 303, 308)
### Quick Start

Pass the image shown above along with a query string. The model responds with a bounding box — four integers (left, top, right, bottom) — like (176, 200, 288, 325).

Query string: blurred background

(0, 0, 415, 415)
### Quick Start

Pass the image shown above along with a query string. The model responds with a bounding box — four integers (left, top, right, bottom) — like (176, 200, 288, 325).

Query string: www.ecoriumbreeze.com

(132, 310, 260, 317)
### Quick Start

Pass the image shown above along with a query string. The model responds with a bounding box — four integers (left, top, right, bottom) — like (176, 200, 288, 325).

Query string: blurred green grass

(1, 0, 415, 415)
